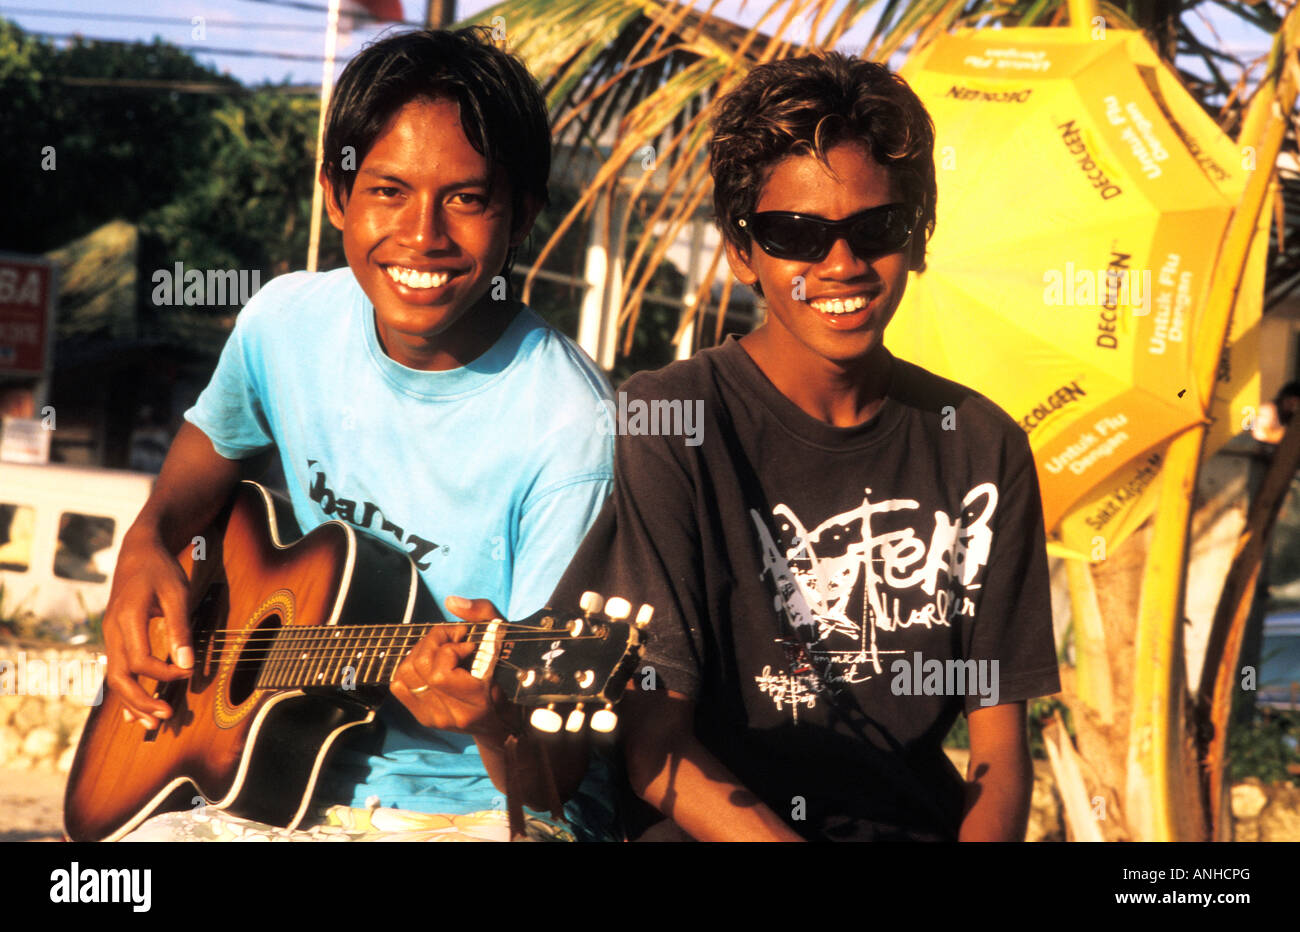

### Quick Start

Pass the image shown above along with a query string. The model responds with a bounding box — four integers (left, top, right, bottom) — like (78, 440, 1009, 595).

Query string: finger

(408, 639, 440, 685)
(392, 655, 434, 695)
(112, 589, 178, 671)
(112, 604, 184, 720)
(123, 708, 159, 730)
(155, 568, 194, 671)
(430, 640, 477, 678)
(390, 678, 444, 728)
(415, 621, 466, 650)
(444, 596, 504, 624)
(104, 669, 163, 727)
(391, 674, 470, 731)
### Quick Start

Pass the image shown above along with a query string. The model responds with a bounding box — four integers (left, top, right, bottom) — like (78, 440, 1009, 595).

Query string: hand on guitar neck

(389, 593, 572, 806)
(390, 595, 516, 738)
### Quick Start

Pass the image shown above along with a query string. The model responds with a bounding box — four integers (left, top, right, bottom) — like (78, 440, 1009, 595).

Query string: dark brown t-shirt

(554, 337, 1061, 841)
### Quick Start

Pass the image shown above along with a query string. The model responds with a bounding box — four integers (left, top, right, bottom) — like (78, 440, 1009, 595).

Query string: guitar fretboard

(240, 622, 459, 690)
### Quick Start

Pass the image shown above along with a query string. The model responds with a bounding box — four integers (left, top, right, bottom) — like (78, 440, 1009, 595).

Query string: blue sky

(0, 0, 1278, 90)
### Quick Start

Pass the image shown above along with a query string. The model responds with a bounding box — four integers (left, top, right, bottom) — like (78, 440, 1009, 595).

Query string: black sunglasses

(737, 202, 920, 263)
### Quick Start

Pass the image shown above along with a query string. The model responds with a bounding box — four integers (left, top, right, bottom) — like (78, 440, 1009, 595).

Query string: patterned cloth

(120, 802, 574, 843)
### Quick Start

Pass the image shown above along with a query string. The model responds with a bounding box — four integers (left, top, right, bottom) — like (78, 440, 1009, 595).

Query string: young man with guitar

(553, 53, 1061, 841)
(95, 28, 618, 842)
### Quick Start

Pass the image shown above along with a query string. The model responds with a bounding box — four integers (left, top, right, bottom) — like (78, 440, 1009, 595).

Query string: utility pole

(426, 0, 456, 28)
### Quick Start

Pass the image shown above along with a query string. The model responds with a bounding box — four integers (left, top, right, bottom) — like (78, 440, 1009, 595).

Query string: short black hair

(322, 26, 551, 277)
(709, 51, 936, 277)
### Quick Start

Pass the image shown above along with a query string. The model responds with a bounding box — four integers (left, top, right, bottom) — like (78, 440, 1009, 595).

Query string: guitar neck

(217, 621, 467, 691)
(191, 598, 644, 714)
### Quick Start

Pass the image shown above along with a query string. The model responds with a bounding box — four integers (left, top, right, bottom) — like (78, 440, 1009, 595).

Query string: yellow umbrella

(1051, 192, 1268, 560)
(891, 25, 1252, 540)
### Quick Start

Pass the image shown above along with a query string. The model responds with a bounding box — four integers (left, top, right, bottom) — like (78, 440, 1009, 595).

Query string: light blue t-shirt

(186, 268, 615, 836)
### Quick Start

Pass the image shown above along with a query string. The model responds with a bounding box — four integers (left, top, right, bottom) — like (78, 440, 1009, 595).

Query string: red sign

(0, 255, 54, 377)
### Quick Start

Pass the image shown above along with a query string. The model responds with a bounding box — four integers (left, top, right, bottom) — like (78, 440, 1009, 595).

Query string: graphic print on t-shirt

(750, 482, 997, 721)
(306, 459, 444, 569)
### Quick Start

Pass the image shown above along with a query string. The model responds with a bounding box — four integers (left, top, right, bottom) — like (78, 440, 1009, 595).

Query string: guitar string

(207, 621, 563, 633)
(247, 650, 532, 680)
(196, 633, 610, 659)
(191, 624, 610, 649)
(187, 624, 569, 645)
(253, 655, 534, 685)
(193, 630, 607, 677)
(178, 621, 623, 684)
(198, 627, 606, 640)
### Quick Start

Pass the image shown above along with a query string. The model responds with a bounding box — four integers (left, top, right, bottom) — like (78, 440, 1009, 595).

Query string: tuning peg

(565, 704, 586, 733)
(530, 704, 563, 733)
(579, 591, 605, 615)
(591, 703, 618, 733)
(635, 604, 654, 628)
(604, 597, 631, 621)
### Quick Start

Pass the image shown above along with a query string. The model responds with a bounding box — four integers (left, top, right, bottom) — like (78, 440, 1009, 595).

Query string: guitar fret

(356, 625, 373, 686)
(275, 627, 288, 687)
(280, 627, 297, 688)
(307, 626, 331, 688)
(386, 622, 418, 683)
(374, 627, 395, 685)
(344, 623, 365, 689)
(290, 626, 310, 688)
(293, 627, 315, 688)
(267, 626, 284, 689)
(374, 625, 393, 685)
(378, 622, 406, 687)
(271, 626, 286, 688)
(255, 627, 273, 690)
(393, 622, 419, 684)
(316, 626, 332, 687)
(325, 625, 344, 687)
(326, 625, 343, 688)
(344, 624, 367, 687)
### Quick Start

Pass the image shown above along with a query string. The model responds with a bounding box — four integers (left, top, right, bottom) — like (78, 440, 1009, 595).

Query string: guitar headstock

(491, 591, 650, 735)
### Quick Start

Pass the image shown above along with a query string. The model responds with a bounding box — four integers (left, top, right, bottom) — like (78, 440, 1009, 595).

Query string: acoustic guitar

(63, 480, 648, 842)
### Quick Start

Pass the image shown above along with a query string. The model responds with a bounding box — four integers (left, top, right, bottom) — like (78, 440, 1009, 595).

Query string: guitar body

(64, 481, 428, 842)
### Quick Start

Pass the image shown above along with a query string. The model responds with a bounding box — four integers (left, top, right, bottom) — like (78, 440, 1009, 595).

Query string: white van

(0, 462, 153, 637)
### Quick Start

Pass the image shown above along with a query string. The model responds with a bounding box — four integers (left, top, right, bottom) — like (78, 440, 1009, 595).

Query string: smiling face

(323, 96, 538, 371)
(725, 141, 909, 371)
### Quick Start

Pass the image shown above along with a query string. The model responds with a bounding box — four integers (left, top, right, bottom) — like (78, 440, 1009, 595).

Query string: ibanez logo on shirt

(307, 460, 441, 568)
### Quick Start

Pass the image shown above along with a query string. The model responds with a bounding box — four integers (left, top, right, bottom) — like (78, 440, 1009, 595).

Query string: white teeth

(809, 294, 873, 314)
(386, 267, 450, 289)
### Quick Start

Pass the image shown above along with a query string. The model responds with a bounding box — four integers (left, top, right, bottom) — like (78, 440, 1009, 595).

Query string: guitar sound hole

(228, 613, 282, 706)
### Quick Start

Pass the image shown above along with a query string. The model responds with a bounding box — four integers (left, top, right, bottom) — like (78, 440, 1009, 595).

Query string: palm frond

(470, 0, 1293, 362)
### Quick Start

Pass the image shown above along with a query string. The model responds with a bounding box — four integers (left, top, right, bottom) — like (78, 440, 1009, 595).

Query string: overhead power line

(24, 29, 365, 62)
(230, 0, 420, 26)
(0, 7, 335, 34)
(56, 76, 319, 95)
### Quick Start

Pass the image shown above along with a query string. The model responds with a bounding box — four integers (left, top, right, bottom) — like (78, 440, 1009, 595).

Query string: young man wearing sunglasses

(553, 52, 1060, 841)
